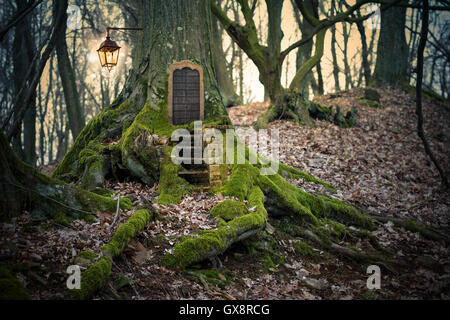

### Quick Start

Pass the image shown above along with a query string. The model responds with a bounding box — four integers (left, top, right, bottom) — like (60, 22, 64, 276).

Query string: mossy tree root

(163, 154, 379, 270)
(71, 209, 154, 300)
(0, 129, 132, 223)
(372, 215, 450, 245)
(163, 186, 267, 270)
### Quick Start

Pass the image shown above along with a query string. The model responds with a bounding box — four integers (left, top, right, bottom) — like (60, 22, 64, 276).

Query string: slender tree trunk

(54, 0, 85, 139)
(329, 0, 340, 92)
(292, 0, 318, 100)
(12, 0, 37, 164)
(316, 60, 324, 95)
(341, 21, 352, 90)
(415, 0, 448, 188)
(356, 14, 370, 86)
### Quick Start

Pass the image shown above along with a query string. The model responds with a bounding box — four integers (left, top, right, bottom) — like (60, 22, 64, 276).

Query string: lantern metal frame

(97, 27, 143, 72)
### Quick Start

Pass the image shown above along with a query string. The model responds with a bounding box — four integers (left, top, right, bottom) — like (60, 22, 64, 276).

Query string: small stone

(30, 253, 43, 262)
(301, 277, 327, 290)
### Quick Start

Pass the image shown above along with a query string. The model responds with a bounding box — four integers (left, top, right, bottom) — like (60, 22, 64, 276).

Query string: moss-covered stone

(364, 88, 381, 102)
(308, 101, 333, 121)
(334, 106, 357, 128)
(75, 189, 132, 213)
(368, 100, 383, 108)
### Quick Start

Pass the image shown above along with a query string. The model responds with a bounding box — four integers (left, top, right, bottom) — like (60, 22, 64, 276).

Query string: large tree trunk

(52, 0, 229, 191)
(371, 4, 408, 85)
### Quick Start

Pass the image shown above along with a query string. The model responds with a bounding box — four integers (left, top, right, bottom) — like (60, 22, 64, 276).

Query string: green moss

(53, 99, 139, 181)
(278, 162, 335, 190)
(163, 186, 267, 270)
(221, 163, 256, 200)
(90, 188, 114, 197)
(0, 266, 31, 300)
(71, 256, 112, 300)
(74, 250, 97, 268)
(334, 106, 357, 128)
(293, 240, 319, 259)
(74, 189, 132, 213)
(73, 209, 152, 299)
(422, 87, 444, 101)
(77, 250, 97, 261)
(113, 275, 131, 290)
(262, 255, 276, 272)
(308, 101, 333, 121)
(157, 146, 193, 205)
(101, 209, 152, 258)
(363, 99, 383, 108)
(316, 195, 375, 229)
(79, 148, 106, 190)
(402, 81, 445, 102)
(51, 211, 73, 226)
(187, 269, 232, 289)
(210, 200, 248, 221)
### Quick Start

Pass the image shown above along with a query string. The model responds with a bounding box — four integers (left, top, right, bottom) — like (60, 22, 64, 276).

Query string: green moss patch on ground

(0, 265, 31, 300)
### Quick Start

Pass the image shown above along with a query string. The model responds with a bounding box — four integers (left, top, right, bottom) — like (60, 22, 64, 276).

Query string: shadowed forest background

(0, 0, 449, 301)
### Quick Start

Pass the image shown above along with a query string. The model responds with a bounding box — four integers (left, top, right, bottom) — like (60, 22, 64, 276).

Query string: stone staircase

(174, 126, 224, 189)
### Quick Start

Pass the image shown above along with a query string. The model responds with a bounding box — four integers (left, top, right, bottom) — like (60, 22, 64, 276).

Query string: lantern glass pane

(98, 50, 106, 66)
(113, 48, 120, 65)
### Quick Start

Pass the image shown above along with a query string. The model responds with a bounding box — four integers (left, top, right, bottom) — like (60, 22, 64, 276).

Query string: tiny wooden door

(172, 68, 201, 125)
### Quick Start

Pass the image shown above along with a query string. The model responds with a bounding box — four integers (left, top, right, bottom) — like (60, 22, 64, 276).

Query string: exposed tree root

(38, 79, 445, 297)
(0, 130, 132, 223)
(371, 215, 450, 245)
(253, 93, 356, 130)
(162, 148, 381, 270)
(71, 208, 154, 300)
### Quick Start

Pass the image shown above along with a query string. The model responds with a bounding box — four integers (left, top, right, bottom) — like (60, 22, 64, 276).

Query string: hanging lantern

(97, 35, 121, 72)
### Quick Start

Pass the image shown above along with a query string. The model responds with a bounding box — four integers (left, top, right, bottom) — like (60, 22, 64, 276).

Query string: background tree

(211, 0, 383, 128)
(292, 0, 319, 100)
(371, 3, 408, 85)
(414, 0, 448, 188)
(212, 0, 241, 107)
(54, 0, 85, 140)
(12, 0, 37, 164)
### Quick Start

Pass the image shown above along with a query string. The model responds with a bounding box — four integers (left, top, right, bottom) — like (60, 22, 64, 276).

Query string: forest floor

(1, 85, 449, 300)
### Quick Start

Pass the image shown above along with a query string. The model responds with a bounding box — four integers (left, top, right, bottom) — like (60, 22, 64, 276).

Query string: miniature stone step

(178, 169, 209, 184)
(176, 157, 205, 164)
